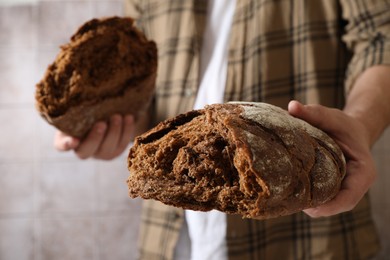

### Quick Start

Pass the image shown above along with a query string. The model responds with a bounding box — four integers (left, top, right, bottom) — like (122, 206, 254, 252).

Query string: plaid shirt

(125, 0, 390, 259)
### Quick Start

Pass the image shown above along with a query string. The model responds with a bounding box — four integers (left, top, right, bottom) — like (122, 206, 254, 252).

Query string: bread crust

(127, 102, 346, 219)
(35, 17, 157, 138)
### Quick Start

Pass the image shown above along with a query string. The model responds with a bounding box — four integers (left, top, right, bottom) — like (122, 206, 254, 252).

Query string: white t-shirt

(174, 1, 236, 259)
(193, 0, 235, 110)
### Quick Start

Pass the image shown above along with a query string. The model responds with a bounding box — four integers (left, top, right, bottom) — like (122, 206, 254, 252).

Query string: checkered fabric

(125, 0, 390, 259)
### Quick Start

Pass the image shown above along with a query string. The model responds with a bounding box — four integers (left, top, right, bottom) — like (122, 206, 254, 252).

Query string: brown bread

(127, 102, 346, 219)
(35, 16, 157, 138)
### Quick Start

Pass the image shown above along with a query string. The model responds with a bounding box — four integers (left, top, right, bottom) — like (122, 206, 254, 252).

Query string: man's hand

(54, 114, 135, 160)
(288, 100, 377, 218)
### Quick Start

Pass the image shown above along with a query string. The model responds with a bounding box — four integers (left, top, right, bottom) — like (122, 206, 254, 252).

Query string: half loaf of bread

(35, 16, 157, 138)
(127, 102, 346, 219)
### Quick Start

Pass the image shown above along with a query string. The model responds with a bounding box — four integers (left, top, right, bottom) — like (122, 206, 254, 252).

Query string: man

(56, 0, 390, 259)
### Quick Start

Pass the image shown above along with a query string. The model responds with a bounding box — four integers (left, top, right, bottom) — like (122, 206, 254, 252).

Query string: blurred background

(0, 0, 142, 259)
(0, 0, 389, 259)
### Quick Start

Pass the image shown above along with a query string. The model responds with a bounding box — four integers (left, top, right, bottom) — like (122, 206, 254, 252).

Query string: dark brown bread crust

(35, 16, 157, 138)
(127, 102, 346, 219)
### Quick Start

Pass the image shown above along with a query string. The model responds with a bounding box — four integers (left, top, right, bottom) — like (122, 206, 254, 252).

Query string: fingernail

(64, 139, 70, 149)
(64, 137, 73, 149)
(96, 123, 107, 134)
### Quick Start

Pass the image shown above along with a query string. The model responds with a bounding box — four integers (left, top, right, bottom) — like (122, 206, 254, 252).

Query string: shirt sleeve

(341, 0, 390, 93)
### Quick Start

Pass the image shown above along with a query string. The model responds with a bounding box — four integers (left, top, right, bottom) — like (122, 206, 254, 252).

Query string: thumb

(287, 100, 342, 134)
(54, 131, 80, 151)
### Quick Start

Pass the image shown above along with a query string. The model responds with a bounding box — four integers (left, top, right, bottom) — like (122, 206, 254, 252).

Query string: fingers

(54, 114, 135, 160)
(288, 100, 342, 134)
(54, 131, 80, 151)
(117, 115, 135, 151)
(288, 100, 377, 218)
(304, 158, 376, 218)
(94, 114, 123, 159)
(92, 115, 135, 160)
(287, 100, 365, 160)
(75, 121, 107, 159)
(74, 114, 135, 160)
(303, 189, 361, 218)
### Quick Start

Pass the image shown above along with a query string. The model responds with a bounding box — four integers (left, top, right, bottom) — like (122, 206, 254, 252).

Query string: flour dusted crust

(127, 102, 346, 219)
(35, 17, 157, 138)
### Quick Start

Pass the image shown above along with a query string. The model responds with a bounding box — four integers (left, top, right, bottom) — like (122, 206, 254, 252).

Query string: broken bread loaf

(127, 102, 346, 219)
(35, 16, 157, 138)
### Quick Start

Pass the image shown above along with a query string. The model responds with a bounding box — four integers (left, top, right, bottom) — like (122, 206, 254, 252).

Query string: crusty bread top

(229, 102, 346, 210)
(35, 16, 157, 119)
(232, 101, 345, 174)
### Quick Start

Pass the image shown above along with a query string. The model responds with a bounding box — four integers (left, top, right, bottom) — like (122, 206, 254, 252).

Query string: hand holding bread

(288, 101, 377, 217)
(36, 16, 157, 139)
(127, 102, 347, 219)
